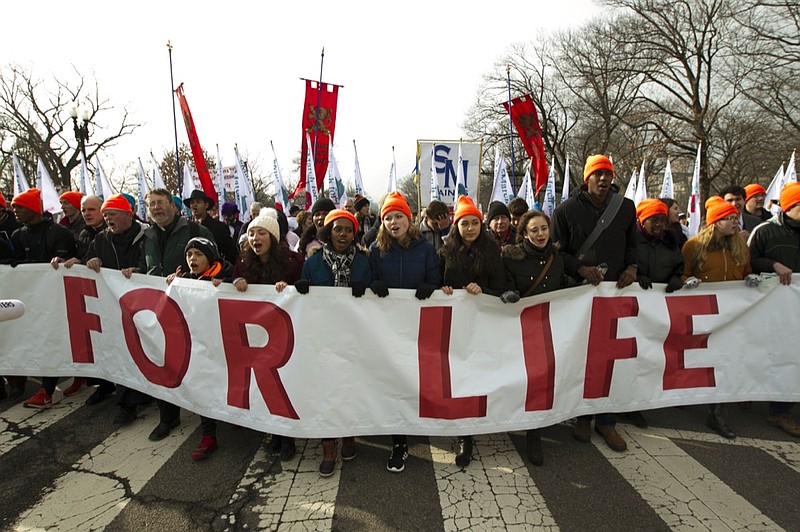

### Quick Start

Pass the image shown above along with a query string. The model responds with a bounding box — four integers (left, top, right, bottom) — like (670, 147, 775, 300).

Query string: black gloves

(637, 275, 653, 290)
(665, 276, 683, 293)
(351, 282, 367, 298)
(500, 290, 520, 304)
(415, 282, 436, 300)
(370, 280, 389, 297)
(294, 279, 310, 294)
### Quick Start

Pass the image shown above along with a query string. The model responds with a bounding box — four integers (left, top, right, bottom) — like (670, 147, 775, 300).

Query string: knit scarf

(322, 243, 356, 287)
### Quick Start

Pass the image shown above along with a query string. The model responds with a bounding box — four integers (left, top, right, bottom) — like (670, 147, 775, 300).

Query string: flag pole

(506, 64, 517, 195)
(312, 48, 325, 191)
(167, 40, 181, 194)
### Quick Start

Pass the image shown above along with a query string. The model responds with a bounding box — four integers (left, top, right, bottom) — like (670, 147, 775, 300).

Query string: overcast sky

(3, 0, 600, 200)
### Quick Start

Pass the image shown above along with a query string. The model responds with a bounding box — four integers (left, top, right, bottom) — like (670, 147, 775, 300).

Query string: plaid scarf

(322, 243, 356, 287)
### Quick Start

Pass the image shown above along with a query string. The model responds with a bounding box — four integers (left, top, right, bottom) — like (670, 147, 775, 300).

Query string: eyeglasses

(719, 215, 738, 223)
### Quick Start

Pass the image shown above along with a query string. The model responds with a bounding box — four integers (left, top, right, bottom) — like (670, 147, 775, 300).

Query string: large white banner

(1, 265, 799, 438)
(417, 140, 482, 209)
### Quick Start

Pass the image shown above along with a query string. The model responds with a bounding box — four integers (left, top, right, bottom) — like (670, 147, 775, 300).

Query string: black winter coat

(85, 221, 148, 270)
(749, 212, 800, 273)
(552, 186, 637, 282)
(634, 226, 684, 283)
(502, 240, 576, 296)
(201, 216, 238, 264)
(439, 244, 507, 296)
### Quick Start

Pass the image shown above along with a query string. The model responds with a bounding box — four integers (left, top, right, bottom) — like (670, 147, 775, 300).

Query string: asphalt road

(1, 380, 799, 531)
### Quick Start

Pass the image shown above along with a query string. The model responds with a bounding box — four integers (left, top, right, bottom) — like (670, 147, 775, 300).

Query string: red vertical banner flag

(502, 94, 548, 194)
(289, 80, 340, 205)
(175, 83, 217, 203)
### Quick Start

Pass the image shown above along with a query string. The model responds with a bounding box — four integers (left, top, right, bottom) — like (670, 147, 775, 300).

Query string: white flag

(430, 144, 441, 201)
(12, 153, 29, 196)
(455, 140, 468, 201)
(386, 147, 397, 193)
(353, 140, 366, 197)
(182, 161, 195, 217)
(326, 145, 346, 208)
(785, 150, 797, 184)
(136, 158, 149, 220)
(624, 169, 638, 201)
(541, 158, 557, 218)
(270, 142, 290, 212)
(94, 158, 114, 199)
(151, 153, 166, 191)
(765, 163, 785, 214)
(561, 156, 571, 204)
(634, 160, 648, 206)
(216, 145, 226, 205)
(687, 143, 702, 237)
(37, 158, 60, 214)
(79, 151, 88, 194)
(305, 133, 319, 206)
(489, 147, 513, 205)
(519, 164, 535, 208)
(660, 159, 674, 199)
(234, 145, 256, 222)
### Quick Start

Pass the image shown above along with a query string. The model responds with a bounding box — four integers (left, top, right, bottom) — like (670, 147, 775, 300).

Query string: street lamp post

(69, 103, 90, 191)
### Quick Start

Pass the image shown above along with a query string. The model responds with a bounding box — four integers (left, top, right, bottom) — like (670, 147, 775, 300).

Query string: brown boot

(595, 424, 627, 452)
(769, 414, 800, 438)
(573, 418, 592, 443)
(319, 439, 337, 477)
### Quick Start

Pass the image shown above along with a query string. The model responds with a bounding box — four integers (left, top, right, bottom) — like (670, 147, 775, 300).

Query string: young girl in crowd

(368, 191, 440, 473)
(681, 197, 752, 439)
(166, 237, 233, 460)
(296, 209, 372, 477)
(502, 210, 578, 466)
(232, 211, 303, 460)
(660, 197, 689, 249)
(298, 198, 336, 257)
(439, 196, 506, 468)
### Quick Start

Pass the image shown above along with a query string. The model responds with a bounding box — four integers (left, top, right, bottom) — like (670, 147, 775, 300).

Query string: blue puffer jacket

(368, 237, 440, 289)
(301, 246, 372, 286)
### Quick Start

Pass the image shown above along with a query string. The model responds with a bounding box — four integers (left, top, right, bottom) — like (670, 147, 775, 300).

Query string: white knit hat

(247, 213, 280, 242)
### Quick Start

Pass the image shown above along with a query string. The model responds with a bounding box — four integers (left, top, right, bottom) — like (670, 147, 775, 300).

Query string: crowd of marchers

(1, 153, 799, 478)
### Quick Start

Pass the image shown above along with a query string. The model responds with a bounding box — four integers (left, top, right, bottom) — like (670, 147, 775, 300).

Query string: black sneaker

(319, 459, 335, 477)
(341, 443, 357, 461)
(386, 444, 408, 473)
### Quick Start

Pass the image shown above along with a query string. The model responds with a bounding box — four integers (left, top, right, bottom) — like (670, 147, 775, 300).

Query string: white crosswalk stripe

(430, 434, 557, 531)
(595, 424, 781, 531)
(13, 407, 199, 531)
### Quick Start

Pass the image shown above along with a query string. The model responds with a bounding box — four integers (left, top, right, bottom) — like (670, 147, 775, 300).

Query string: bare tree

(0, 64, 140, 190)
(604, 0, 741, 199)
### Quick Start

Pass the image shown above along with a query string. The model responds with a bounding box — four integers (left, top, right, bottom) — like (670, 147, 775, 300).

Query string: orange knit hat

(635, 198, 668, 224)
(780, 182, 800, 212)
(452, 196, 482, 224)
(101, 193, 134, 214)
(324, 208, 359, 234)
(59, 191, 84, 210)
(706, 197, 738, 225)
(11, 188, 43, 216)
(380, 191, 412, 220)
(744, 184, 766, 203)
(583, 154, 614, 182)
